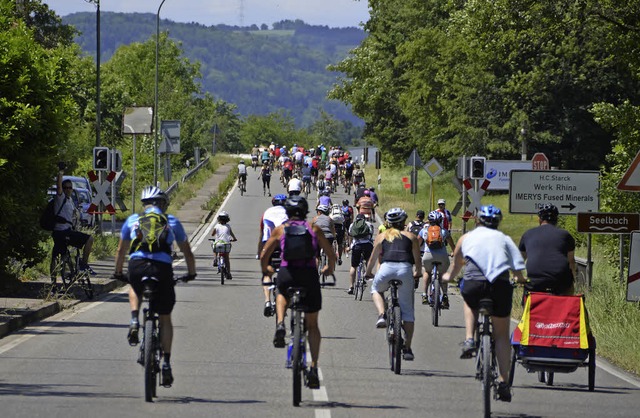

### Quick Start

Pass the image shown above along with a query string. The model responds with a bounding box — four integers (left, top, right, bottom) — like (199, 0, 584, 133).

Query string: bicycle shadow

(300, 400, 407, 410)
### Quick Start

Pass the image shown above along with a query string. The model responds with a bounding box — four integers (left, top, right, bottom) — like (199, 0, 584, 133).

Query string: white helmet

(317, 204, 330, 215)
(141, 186, 169, 206)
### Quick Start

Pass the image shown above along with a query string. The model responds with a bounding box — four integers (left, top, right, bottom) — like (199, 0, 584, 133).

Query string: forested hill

(61, 12, 366, 126)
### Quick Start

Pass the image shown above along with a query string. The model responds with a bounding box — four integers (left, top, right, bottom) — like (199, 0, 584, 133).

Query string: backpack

(329, 204, 344, 224)
(341, 205, 352, 221)
(282, 223, 314, 261)
(317, 180, 326, 190)
(130, 212, 172, 254)
(40, 198, 66, 231)
(426, 224, 444, 249)
(408, 220, 425, 236)
(350, 218, 370, 239)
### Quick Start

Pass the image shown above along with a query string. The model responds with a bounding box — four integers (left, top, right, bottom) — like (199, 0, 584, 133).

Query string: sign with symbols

(159, 120, 181, 154)
(423, 157, 443, 178)
(627, 232, 640, 301)
(87, 170, 116, 214)
(509, 170, 599, 215)
(617, 150, 640, 191)
(461, 178, 491, 220)
(531, 152, 550, 170)
(577, 212, 640, 234)
(405, 148, 423, 168)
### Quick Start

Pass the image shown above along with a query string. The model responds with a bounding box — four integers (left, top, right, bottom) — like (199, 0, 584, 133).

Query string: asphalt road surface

(1, 171, 639, 418)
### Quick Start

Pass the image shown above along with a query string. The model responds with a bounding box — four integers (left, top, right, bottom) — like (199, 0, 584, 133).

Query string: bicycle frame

(287, 288, 308, 407)
(354, 258, 367, 301)
(140, 277, 163, 402)
(386, 280, 403, 374)
(51, 243, 93, 299)
(430, 261, 442, 326)
(475, 298, 497, 418)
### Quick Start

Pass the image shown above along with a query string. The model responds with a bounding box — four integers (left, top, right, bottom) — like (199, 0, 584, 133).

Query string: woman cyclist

(211, 211, 238, 279)
(260, 196, 336, 389)
(418, 210, 451, 308)
(442, 205, 526, 402)
(365, 208, 422, 361)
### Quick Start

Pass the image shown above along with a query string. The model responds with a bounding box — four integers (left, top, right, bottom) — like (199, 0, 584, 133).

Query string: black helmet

(342, 199, 349, 206)
(538, 203, 559, 223)
(284, 195, 309, 218)
(478, 205, 502, 229)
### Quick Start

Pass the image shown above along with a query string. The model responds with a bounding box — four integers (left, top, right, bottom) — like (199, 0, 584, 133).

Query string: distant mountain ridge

(62, 12, 366, 126)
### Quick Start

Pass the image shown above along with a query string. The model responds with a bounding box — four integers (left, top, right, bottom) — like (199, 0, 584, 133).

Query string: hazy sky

(44, 0, 371, 28)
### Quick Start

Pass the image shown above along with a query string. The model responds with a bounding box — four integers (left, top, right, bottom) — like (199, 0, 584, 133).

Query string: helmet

(538, 203, 559, 222)
(141, 186, 169, 207)
(369, 187, 375, 192)
(272, 194, 287, 206)
(254, 144, 258, 147)
(355, 213, 366, 221)
(284, 195, 309, 218)
(317, 204, 330, 215)
(218, 211, 230, 222)
(240, 160, 245, 164)
(342, 199, 349, 206)
(478, 205, 502, 229)
(321, 190, 330, 196)
(428, 210, 443, 224)
(363, 190, 371, 196)
(385, 207, 407, 224)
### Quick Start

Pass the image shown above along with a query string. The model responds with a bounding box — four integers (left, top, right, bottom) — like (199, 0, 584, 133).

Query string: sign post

(405, 148, 423, 203)
(424, 157, 443, 210)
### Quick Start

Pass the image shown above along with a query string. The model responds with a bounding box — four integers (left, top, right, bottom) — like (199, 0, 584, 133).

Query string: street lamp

(154, 0, 167, 185)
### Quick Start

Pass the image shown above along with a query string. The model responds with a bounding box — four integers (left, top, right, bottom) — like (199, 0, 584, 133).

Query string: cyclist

(51, 163, 94, 284)
(406, 210, 426, 237)
(365, 208, 422, 361)
(316, 190, 332, 209)
(211, 211, 238, 279)
(353, 164, 365, 188)
(418, 211, 451, 308)
(260, 196, 336, 389)
(312, 204, 336, 249)
(355, 189, 374, 221)
(316, 173, 327, 197)
(442, 205, 526, 402)
(329, 203, 345, 266)
(519, 203, 576, 295)
(287, 174, 303, 197)
(347, 214, 374, 295)
(237, 160, 248, 191)
(258, 161, 272, 196)
(261, 148, 271, 165)
(436, 199, 455, 250)
(301, 163, 312, 193)
(113, 186, 197, 387)
(257, 194, 289, 316)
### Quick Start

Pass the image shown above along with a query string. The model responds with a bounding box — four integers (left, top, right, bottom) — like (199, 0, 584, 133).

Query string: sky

(44, 0, 371, 28)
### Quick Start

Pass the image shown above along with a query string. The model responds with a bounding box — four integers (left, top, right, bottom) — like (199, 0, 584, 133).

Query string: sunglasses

(63, 186, 73, 190)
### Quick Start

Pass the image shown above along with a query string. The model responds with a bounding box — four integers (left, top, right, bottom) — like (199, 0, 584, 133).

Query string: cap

(437, 199, 446, 205)
(416, 210, 425, 218)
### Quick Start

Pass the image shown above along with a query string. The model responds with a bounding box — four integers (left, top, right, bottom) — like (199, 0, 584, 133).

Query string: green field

(368, 163, 640, 377)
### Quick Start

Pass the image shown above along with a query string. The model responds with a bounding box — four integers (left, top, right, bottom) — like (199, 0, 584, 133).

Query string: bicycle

(354, 258, 367, 301)
(137, 273, 191, 402)
(50, 240, 94, 299)
(429, 261, 443, 327)
(210, 239, 231, 285)
(475, 298, 498, 418)
(384, 279, 404, 374)
(303, 179, 311, 198)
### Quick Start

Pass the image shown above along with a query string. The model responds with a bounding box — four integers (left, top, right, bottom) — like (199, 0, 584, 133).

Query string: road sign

(577, 212, 640, 234)
(87, 170, 116, 214)
(627, 232, 640, 301)
(461, 178, 491, 220)
(484, 160, 532, 191)
(423, 157, 443, 178)
(509, 170, 599, 215)
(405, 148, 423, 167)
(159, 120, 181, 154)
(531, 152, 550, 170)
(617, 150, 640, 191)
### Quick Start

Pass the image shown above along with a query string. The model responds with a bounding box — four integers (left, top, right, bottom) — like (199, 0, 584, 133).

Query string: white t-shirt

(212, 223, 234, 243)
(288, 178, 302, 192)
(238, 163, 247, 175)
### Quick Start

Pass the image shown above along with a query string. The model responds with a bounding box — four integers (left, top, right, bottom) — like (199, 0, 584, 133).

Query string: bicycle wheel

(355, 265, 362, 301)
(432, 275, 441, 327)
(60, 253, 75, 289)
(386, 307, 394, 371)
(81, 273, 94, 299)
(393, 305, 402, 375)
(144, 319, 155, 402)
(240, 181, 245, 196)
(220, 263, 226, 285)
(292, 310, 302, 406)
(481, 332, 492, 418)
(588, 336, 596, 391)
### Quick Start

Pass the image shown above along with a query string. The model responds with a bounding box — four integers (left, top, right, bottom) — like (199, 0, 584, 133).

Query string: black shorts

(276, 266, 322, 313)
(460, 277, 513, 317)
(128, 258, 176, 315)
(351, 242, 373, 269)
(525, 276, 574, 295)
(335, 224, 345, 244)
(52, 229, 90, 255)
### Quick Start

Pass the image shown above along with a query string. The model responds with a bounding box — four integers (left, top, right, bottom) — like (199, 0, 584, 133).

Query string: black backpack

(282, 223, 314, 261)
(408, 220, 425, 236)
(39, 197, 66, 231)
(130, 212, 172, 254)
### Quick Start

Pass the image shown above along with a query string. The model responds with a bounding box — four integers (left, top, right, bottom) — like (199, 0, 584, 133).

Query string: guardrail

(166, 157, 210, 196)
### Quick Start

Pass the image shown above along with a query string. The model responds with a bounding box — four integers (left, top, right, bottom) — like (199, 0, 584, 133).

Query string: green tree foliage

(0, 1, 79, 280)
(331, 0, 640, 171)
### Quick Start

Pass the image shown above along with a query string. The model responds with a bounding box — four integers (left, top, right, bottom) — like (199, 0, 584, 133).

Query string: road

(1, 169, 639, 417)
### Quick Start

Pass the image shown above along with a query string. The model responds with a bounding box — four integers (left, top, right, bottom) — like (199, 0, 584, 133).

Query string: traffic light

(93, 147, 110, 171)
(470, 156, 486, 179)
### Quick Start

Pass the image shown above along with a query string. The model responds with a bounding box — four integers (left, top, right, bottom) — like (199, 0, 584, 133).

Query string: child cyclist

(211, 211, 238, 279)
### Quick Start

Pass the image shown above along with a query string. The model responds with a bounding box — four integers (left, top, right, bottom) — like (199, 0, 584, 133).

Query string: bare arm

(114, 239, 131, 274)
(365, 234, 384, 277)
(260, 226, 283, 277)
(442, 234, 466, 282)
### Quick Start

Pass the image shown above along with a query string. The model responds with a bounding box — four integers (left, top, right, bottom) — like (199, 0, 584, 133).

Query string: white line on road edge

(191, 179, 238, 253)
(314, 368, 331, 417)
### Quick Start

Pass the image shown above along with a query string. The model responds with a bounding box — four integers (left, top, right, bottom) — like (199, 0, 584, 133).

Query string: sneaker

(402, 347, 415, 361)
(307, 367, 320, 389)
(421, 293, 428, 305)
(337, 258, 342, 266)
(264, 301, 274, 317)
(347, 287, 354, 295)
(376, 313, 386, 329)
(460, 338, 476, 359)
(496, 381, 512, 402)
(161, 364, 174, 387)
(273, 323, 286, 348)
(227, 274, 233, 280)
(127, 320, 140, 346)
(213, 259, 218, 267)
(442, 294, 450, 310)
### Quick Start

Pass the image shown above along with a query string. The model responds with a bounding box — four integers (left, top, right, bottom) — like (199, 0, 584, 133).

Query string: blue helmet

(478, 205, 502, 229)
(272, 194, 287, 206)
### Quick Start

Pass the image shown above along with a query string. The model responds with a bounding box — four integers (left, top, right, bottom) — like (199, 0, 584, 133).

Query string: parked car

(47, 176, 95, 228)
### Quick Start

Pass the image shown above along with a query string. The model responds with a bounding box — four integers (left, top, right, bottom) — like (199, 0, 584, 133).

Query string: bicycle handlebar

(110, 273, 196, 283)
